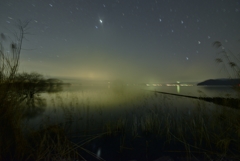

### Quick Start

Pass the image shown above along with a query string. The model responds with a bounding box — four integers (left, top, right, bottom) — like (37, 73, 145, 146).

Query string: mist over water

(25, 81, 238, 130)
(18, 78, 240, 160)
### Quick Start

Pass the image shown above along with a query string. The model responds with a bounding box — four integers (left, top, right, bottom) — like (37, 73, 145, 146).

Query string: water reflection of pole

(177, 85, 180, 93)
(177, 81, 180, 93)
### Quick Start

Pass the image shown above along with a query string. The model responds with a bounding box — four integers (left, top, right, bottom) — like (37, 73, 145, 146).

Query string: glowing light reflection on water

(25, 84, 239, 130)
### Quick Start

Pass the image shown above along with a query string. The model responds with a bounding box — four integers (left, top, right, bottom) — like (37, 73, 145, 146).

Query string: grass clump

(41, 89, 240, 160)
(0, 21, 83, 161)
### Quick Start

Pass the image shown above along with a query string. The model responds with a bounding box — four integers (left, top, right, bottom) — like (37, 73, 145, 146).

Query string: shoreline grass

(1, 22, 240, 160)
(12, 87, 239, 161)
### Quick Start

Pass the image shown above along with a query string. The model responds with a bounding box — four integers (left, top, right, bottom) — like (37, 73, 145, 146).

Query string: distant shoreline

(197, 78, 240, 86)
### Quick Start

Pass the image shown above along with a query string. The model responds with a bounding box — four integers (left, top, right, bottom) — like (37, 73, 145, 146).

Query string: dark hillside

(197, 79, 240, 86)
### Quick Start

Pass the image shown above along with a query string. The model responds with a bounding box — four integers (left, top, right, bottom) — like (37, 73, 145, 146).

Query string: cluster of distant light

(106, 82, 194, 87)
(146, 83, 193, 87)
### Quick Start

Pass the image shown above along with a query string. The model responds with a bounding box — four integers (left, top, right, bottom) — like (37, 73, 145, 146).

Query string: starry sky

(0, 0, 240, 83)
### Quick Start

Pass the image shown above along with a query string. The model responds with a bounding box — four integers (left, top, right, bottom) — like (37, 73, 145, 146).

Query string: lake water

(145, 84, 239, 97)
(23, 83, 240, 160)
(25, 83, 239, 129)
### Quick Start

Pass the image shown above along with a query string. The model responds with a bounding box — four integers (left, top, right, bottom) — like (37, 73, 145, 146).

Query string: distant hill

(197, 79, 240, 86)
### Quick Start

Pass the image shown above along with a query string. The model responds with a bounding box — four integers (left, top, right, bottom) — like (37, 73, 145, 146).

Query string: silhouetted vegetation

(0, 20, 31, 160)
(1, 21, 240, 160)
(0, 21, 70, 160)
(213, 40, 240, 78)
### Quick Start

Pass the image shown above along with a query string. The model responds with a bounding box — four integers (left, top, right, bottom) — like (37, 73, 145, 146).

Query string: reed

(2, 80, 240, 160)
(1, 21, 240, 160)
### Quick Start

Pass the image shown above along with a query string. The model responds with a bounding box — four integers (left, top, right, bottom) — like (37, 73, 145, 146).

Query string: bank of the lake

(20, 84, 240, 160)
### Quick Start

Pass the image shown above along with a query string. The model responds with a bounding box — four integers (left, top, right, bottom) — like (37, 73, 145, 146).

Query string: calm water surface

(22, 83, 240, 160)
(25, 83, 239, 129)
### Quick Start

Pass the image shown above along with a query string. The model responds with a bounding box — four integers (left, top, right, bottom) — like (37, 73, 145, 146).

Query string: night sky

(1, 0, 240, 83)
